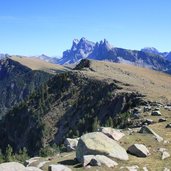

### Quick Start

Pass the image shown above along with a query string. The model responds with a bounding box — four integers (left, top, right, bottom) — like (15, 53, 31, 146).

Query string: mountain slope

(0, 59, 171, 155)
(11, 56, 67, 74)
(0, 58, 55, 117)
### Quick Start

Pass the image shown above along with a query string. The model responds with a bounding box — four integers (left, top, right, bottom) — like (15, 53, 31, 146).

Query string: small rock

(64, 138, 79, 151)
(151, 110, 161, 116)
(139, 126, 163, 142)
(163, 168, 170, 171)
(48, 164, 71, 171)
(97, 127, 125, 141)
(143, 167, 149, 171)
(25, 157, 41, 166)
(162, 151, 170, 160)
(166, 123, 171, 128)
(158, 118, 167, 122)
(127, 144, 150, 157)
(144, 106, 151, 112)
(126, 165, 139, 171)
(83, 155, 94, 167)
(144, 119, 154, 125)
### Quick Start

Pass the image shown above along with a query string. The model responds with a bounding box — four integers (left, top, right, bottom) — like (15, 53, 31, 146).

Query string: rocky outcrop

(139, 126, 163, 142)
(97, 127, 125, 141)
(76, 132, 128, 162)
(127, 144, 150, 157)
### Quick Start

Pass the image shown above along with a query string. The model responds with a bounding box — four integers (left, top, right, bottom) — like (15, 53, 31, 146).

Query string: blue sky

(0, 0, 171, 56)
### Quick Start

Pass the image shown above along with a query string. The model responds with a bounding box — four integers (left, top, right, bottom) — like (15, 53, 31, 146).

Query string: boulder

(0, 162, 26, 171)
(48, 164, 71, 171)
(166, 123, 171, 128)
(151, 110, 161, 116)
(158, 118, 167, 122)
(83, 155, 118, 167)
(139, 126, 163, 142)
(26, 167, 43, 171)
(64, 138, 79, 151)
(97, 127, 125, 141)
(127, 144, 150, 157)
(76, 132, 128, 162)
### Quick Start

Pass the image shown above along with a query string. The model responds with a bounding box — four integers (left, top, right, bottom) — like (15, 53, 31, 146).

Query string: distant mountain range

(58, 38, 171, 74)
(1, 38, 171, 73)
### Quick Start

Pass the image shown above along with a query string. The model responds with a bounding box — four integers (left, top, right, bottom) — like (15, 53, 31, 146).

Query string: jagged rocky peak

(141, 47, 160, 55)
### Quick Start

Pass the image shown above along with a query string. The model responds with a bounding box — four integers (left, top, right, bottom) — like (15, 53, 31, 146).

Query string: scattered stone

(126, 165, 139, 171)
(151, 110, 161, 116)
(64, 138, 79, 151)
(166, 123, 171, 128)
(139, 126, 163, 142)
(97, 127, 125, 141)
(144, 119, 154, 125)
(162, 151, 170, 160)
(144, 106, 151, 112)
(154, 107, 160, 111)
(163, 168, 170, 171)
(48, 164, 71, 171)
(76, 132, 128, 163)
(0, 162, 26, 171)
(158, 118, 167, 122)
(159, 148, 167, 153)
(143, 166, 149, 171)
(127, 144, 150, 157)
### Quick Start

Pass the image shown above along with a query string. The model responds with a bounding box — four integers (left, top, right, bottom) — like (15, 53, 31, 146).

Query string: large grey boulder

(48, 164, 71, 171)
(64, 138, 79, 151)
(127, 144, 150, 157)
(83, 155, 118, 167)
(76, 132, 128, 162)
(139, 126, 163, 142)
(0, 162, 26, 171)
(98, 127, 125, 141)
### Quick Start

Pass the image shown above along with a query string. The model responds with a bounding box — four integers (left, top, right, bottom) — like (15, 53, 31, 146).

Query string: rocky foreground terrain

(0, 59, 171, 171)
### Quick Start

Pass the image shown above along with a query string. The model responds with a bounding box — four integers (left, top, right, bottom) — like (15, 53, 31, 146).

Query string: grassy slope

(82, 60, 171, 103)
(11, 56, 68, 73)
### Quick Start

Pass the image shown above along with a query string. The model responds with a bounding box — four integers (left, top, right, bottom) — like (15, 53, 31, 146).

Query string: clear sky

(0, 0, 171, 56)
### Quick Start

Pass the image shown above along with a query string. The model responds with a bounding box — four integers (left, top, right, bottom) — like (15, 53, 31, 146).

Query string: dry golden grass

(11, 56, 68, 74)
(80, 60, 171, 103)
